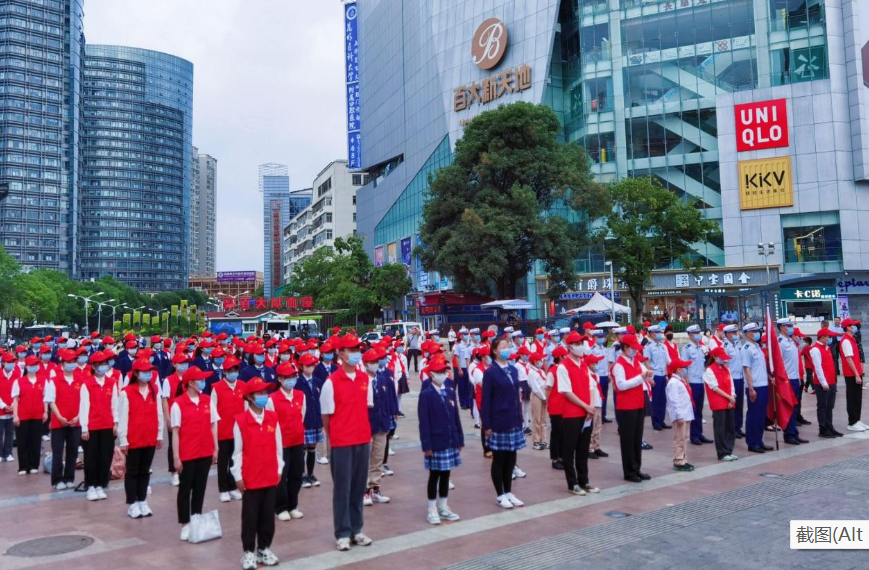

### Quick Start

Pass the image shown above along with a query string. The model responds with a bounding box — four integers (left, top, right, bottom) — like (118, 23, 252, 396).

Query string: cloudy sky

(86, 0, 348, 272)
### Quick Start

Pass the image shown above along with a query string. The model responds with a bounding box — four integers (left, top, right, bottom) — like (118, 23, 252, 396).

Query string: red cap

(223, 355, 242, 370)
(57, 349, 77, 362)
(516, 345, 532, 356)
(276, 361, 299, 377)
(626, 325, 637, 334)
(39, 345, 52, 354)
(817, 327, 841, 338)
(216, 332, 228, 341)
(643, 321, 651, 328)
(90, 331, 100, 339)
(481, 330, 496, 339)
(710, 347, 731, 361)
(320, 341, 334, 353)
(717, 324, 727, 331)
(362, 348, 383, 363)
(182, 366, 213, 385)
(171, 353, 189, 365)
(248, 343, 265, 355)
(81, 339, 92, 347)
(123, 333, 136, 342)
(584, 353, 605, 365)
(132, 358, 155, 372)
(335, 334, 365, 350)
(583, 322, 595, 330)
(243, 377, 271, 396)
(211, 347, 225, 359)
(1, 352, 15, 363)
(424, 354, 449, 373)
(150, 335, 162, 344)
(530, 351, 546, 363)
(102, 336, 115, 345)
(842, 318, 861, 328)
(298, 353, 318, 367)
(667, 357, 693, 375)
(565, 331, 585, 344)
(551, 346, 569, 359)
(89, 351, 112, 365)
(620, 334, 643, 351)
(473, 345, 491, 358)
(24, 355, 39, 366)
(125, 340, 137, 349)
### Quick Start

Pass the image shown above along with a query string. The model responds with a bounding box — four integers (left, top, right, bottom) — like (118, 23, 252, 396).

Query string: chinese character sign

(454, 65, 532, 112)
(344, 1, 361, 169)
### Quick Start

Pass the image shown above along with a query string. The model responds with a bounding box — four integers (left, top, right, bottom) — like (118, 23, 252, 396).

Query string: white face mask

(431, 372, 447, 385)
(570, 344, 586, 357)
(365, 362, 379, 374)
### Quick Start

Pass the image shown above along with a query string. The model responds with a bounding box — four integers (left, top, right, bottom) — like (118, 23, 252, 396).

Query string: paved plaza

(1, 372, 868, 570)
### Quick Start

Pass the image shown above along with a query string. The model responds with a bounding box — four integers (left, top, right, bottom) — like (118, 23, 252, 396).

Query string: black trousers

(50, 426, 81, 485)
(177, 456, 211, 524)
(561, 417, 592, 489)
(407, 349, 421, 372)
(844, 377, 863, 426)
(125, 446, 156, 504)
(16, 419, 43, 472)
(711, 409, 735, 458)
(549, 414, 563, 461)
(167, 432, 176, 473)
(816, 384, 837, 432)
(276, 444, 304, 513)
(0, 418, 13, 458)
(241, 486, 276, 553)
(427, 470, 451, 500)
(615, 408, 644, 478)
(490, 450, 516, 496)
(383, 427, 395, 464)
(83, 428, 114, 488)
(217, 439, 237, 493)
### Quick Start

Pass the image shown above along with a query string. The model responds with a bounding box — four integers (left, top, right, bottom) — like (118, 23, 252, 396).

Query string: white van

(379, 321, 422, 339)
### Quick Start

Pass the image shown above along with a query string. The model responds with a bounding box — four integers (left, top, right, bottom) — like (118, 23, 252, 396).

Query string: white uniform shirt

(526, 365, 547, 400)
(611, 356, 644, 391)
(170, 394, 220, 428)
(666, 375, 695, 421)
(809, 345, 830, 388)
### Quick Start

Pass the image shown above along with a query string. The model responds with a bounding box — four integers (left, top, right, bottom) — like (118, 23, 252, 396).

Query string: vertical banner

(113, 320, 121, 333)
(401, 236, 413, 279)
(122, 314, 131, 329)
(143, 314, 151, 327)
(162, 312, 170, 330)
(133, 310, 141, 328)
(837, 295, 851, 319)
(344, 0, 361, 169)
(374, 246, 385, 267)
(387, 242, 397, 264)
(180, 299, 188, 317)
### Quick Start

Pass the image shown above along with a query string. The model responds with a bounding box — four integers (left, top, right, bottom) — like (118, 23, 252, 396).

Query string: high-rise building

(0, 0, 84, 273)
(282, 160, 365, 282)
(190, 147, 217, 277)
(260, 163, 311, 297)
(79, 45, 193, 291)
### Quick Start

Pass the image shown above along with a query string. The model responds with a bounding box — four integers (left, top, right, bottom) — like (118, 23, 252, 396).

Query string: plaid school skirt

(488, 426, 527, 452)
(388, 416, 397, 431)
(304, 428, 324, 445)
(424, 447, 462, 471)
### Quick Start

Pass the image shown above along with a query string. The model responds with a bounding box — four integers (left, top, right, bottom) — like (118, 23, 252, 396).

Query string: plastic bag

(110, 446, 126, 480)
(43, 453, 52, 474)
(188, 510, 222, 543)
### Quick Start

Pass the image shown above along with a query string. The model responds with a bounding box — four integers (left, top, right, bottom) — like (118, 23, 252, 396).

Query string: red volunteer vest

(559, 358, 591, 419)
(327, 368, 371, 448)
(213, 380, 246, 441)
(612, 356, 645, 410)
(473, 362, 486, 411)
(840, 335, 864, 376)
(123, 384, 159, 449)
(16, 376, 46, 420)
(84, 376, 115, 431)
(50, 373, 84, 429)
(812, 345, 837, 386)
(801, 346, 814, 371)
(176, 392, 215, 461)
(547, 364, 565, 415)
(270, 388, 305, 447)
(236, 410, 280, 490)
(0, 371, 15, 410)
(704, 363, 733, 411)
(164, 373, 182, 403)
(664, 340, 680, 362)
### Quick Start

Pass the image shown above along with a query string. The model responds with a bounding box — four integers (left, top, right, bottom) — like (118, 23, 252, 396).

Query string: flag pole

(766, 304, 780, 451)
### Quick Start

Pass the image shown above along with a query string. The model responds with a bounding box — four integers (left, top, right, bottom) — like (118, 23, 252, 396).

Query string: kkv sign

(735, 99, 789, 152)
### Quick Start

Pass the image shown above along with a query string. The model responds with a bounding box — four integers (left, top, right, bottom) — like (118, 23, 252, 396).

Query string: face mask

(786, 327, 794, 336)
(595, 337, 605, 345)
(665, 333, 674, 341)
(431, 372, 447, 385)
(194, 380, 206, 392)
(41, 353, 51, 361)
(826, 338, 833, 346)
(483, 356, 492, 365)
(3, 363, 13, 372)
(365, 362, 379, 373)
(139, 371, 153, 382)
(752, 332, 761, 342)
(63, 362, 77, 372)
(551, 336, 560, 344)
(109, 360, 116, 367)
(47, 341, 55, 348)
(26, 365, 40, 374)
(33, 344, 42, 351)
(222, 371, 238, 382)
(536, 334, 544, 341)
(280, 354, 291, 362)
(204, 348, 214, 356)
(655, 333, 664, 342)
(214, 357, 225, 366)
(521, 354, 530, 362)
(153, 343, 162, 351)
(93, 340, 101, 346)
(498, 348, 512, 360)
(96, 364, 109, 375)
(282, 377, 297, 390)
(346, 352, 362, 366)
(128, 349, 139, 357)
(715, 358, 726, 365)
(432, 336, 440, 342)
(323, 353, 334, 361)
(623, 348, 636, 358)
(379, 358, 388, 367)
(253, 394, 269, 408)
(188, 346, 196, 353)
(570, 344, 585, 357)
(77, 355, 88, 364)
(254, 354, 266, 364)
(396, 346, 405, 353)
(472, 335, 481, 342)
(268, 348, 277, 355)
(176, 363, 189, 373)
(691, 334, 701, 342)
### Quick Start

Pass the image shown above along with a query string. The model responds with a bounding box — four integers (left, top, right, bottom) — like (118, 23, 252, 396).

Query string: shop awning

(481, 299, 535, 311)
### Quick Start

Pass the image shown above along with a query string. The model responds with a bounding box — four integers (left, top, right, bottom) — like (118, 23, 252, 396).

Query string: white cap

(549, 329, 560, 336)
(723, 324, 739, 333)
(614, 327, 628, 334)
(591, 329, 605, 336)
(686, 325, 702, 334)
(775, 317, 793, 326)
(429, 330, 440, 335)
(510, 331, 524, 338)
(469, 328, 480, 334)
(559, 327, 571, 335)
(647, 325, 661, 333)
(459, 327, 468, 334)
(742, 322, 761, 332)
(504, 326, 514, 333)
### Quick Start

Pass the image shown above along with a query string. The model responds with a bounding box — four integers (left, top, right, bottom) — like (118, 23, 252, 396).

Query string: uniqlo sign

(735, 98, 789, 152)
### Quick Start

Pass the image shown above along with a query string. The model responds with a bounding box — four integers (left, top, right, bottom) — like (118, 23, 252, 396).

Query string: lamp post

(757, 242, 776, 285)
(67, 292, 103, 335)
(604, 260, 616, 322)
(216, 290, 250, 310)
(93, 298, 116, 335)
(106, 302, 127, 334)
(130, 305, 145, 332)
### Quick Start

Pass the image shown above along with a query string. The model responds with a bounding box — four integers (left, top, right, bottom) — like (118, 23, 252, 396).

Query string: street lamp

(604, 260, 616, 322)
(757, 242, 776, 285)
(216, 290, 250, 309)
(67, 291, 103, 335)
(105, 301, 127, 334)
(93, 298, 116, 335)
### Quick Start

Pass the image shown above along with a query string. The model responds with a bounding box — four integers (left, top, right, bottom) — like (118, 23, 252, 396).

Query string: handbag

(188, 510, 222, 543)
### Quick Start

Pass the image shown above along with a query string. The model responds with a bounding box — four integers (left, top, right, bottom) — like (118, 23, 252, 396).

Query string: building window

(782, 212, 842, 265)
(352, 173, 369, 186)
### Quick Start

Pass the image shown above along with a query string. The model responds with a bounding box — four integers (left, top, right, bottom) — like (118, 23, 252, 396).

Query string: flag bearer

(703, 348, 738, 461)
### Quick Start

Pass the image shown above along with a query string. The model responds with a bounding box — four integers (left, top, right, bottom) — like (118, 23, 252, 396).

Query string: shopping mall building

(350, 0, 869, 330)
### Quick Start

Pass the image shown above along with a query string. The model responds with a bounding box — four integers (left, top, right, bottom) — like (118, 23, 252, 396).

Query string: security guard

(681, 325, 712, 445)
(643, 325, 671, 431)
(777, 318, 809, 445)
(742, 322, 773, 453)
(722, 325, 746, 438)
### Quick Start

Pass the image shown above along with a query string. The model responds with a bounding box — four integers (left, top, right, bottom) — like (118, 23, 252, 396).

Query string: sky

(86, 0, 348, 272)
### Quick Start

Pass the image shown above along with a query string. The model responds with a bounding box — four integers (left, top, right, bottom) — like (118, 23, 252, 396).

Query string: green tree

(417, 102, 607, 299)
(604, 177, 720, 322)
(0, 246, 21, 317)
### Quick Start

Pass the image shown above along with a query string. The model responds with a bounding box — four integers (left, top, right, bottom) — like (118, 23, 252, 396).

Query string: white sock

(436, 497, 447, 510)
(428, 499, 436, 509)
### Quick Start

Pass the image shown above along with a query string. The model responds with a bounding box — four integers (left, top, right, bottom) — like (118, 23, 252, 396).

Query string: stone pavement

(1, 373, 868, 570)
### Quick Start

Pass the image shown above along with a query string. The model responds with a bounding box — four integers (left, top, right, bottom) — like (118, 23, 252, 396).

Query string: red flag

(765, 307, 797, 429)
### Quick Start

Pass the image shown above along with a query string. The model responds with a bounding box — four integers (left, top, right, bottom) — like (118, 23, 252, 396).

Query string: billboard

(374, 245, 385, 267)
(387, 242, 397, 264)
(734, 99, 788, 152)
(344, 1, 361, 169)
(844, 0, 869, 180)
(738, 157, 793, 210)
(217, 271, 257, 283)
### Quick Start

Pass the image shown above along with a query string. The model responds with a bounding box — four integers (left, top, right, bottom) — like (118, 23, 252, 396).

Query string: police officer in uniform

(777, 318, 809, 445)
(742, 323, 773, 453)
(681, 325, 712, 445)
(722, 325, 746, 438)
(644, 325, 671, 431)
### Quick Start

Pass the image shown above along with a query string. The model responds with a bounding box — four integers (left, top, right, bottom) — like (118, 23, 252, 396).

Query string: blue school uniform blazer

(481, 363, 522, 433)
(418, 385, 464, 452)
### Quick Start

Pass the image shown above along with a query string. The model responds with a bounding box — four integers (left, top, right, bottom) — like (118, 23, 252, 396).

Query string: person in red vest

(611, 334, 651, 483)
(231, 378, 283, 570)
(171, 366, 219, 542)
(119, 359, 164, 518)
(557, 332, 599, 496)
(0, 352, 18, 461)
(162, 352, 189, 487)
(839, 318, 866, 431)
(811, 328, 844, 438)
(319, 333, 374, 552)
(44, 349, 84, 489)
(212, 354, 246, 503)
(545, 345, 568, 470)
(79, 350, 119, 501)
(267, 361, 306, 522)
(703, 347, 738, 462)
(12, 355, 47, 474)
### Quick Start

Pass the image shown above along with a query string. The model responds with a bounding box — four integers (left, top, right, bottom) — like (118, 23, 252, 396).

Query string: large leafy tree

(418, 101, 607, 299)
(605, 177, 720, 322)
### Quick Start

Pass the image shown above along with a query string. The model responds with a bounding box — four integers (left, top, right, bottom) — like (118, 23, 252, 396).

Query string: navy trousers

(690, 383, 706, 441)
(651, 375, 667, 429)
(599, 376, 610, 420)
(733, 378, 745, 431)
(784, 378, 800, 439)
(458, 367, 472, 409)
(745, 385, 769, 449)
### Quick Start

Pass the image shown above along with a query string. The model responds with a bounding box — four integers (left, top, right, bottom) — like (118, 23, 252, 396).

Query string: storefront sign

(454, 65, 532, 112)
(221, 297, 314, 311)
(472, 18, 508, 70)
(735, 98, 788, 151)
(738, 156, 793, 210)
(780, 287, 837, 301)
(836, 277, 869, 295)
(217, 271, 257, 283)
(652, 267, 774, 289)
(559, 292, 621, 301)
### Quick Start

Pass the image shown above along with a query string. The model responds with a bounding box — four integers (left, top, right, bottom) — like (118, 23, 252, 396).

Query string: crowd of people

(0, 316, 865, 568)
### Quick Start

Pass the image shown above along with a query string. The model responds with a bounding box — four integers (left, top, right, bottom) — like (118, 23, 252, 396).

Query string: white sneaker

(289, 509, 303, 519)
(336, 538, 351, 551)
(388, 448, 395, 456)
(28, 469, 38, 475)
(582, 485, 601, 494)
(180, 524, 190, 541)
(506, 493, 524, 507)
(847, 424, 864, 431)
(512, 466, 527, 479)
(56, 482, 67, 490)
(17, 470, 26, 475)
(241, 551, 257, 570)
(96, 487, 107, 500)
(363, 491, 373, 506)
(171, 473, 180, 486)
(723, 454, 738, 462)
(220, 492, 231, 503)
(427, 508, 442, 525)
(448, 481, 455, 490)
(381, 465, 394, 476)
(87, 487, 99, 501)
(317, 456, 329, 465)
(147, 485, 152, 496)
(352, 533, 372, 546)
(127, 503, 142, 519)
(856, 421, 869, 430)
(77, 446, 83, 453)
(229, 490, 243, 500)
(5, 455, 14, 461)
(371, 490, 390, 503)
(438, 506, 461, 521)
(139, 501, 153, 517)
(276, 511, 292, 521)
(257, 547, 279, 566)
(41, 435, 50, 442)
(569, 485, 587, 496)
(496, 495, 514, 509)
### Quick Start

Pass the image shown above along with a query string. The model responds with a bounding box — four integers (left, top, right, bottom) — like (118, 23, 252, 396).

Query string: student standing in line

(79, 351, 119, 499)
(611, 334, 651, 483)
(212, 355, 246, 503)
(269, 361, 306, 521)
(584, 350, 609, 459)
(313, 341, 337, 466)
(364, 347, 392, 506)
(545, 345, 568, 470)
(811, 328, 843, 438)
(703, 347, 738, 462)
(0, 352, 18, 462)
(119, 359, 163, 518)
(839, 318, 866, 431)
(172, 366, 219, 542)
(296, 353, 323, 488)
(162, 352, 189, 487)
(469, 346, 490, 447)
(44, 349, 83, 489)
(666, 357, 695, 471)
(232, 378, 283, 570)
(11, 355, 47, 474)
(527, 350, 549, 451)
(558, 332, 599, 496)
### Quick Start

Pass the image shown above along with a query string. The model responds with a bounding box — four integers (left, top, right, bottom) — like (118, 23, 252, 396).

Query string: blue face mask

(139, 371, 153, 383)
(551, 336, 560, 344)
(253, 394, 269, 409)
(109, 360, 116, 367)
(432, 336, 440, 342)
(826, 338, 833, 346)
(498, 348, 512, 360)
(521, 355, 530, 362)
(282, 377, 297, 390)
(47, 341, 55, 348)
(96, 364, 109, 375)
(536, 334, 544, 341)
(655, 333, 664, 342)
(346, 352, 362, 366)
(379, 358, 388, 367)
(63, 362, 77, 372)
(26, 365, 40, 374)
(203, 348, 212, 356)
(396, 347, 405, 354)
(752, 332, 761, 342)
(786, 327, 794, 336)
(41, 353, 51, 361)
(176, 363, 189, 373)
(472, 335, 481, 342)
(226, 371, 239, 382)
(33, 343, 42, 351)
(323, 353, 334, 361)
(254, 354, 265, 364)
(214, 357, 225, 366)
(692, 334, 702, 342)
(596, 337, 605, 345)
(153, 343, 162, 351)
(658, 321, 668, 329)
(194, 380, 206, 392)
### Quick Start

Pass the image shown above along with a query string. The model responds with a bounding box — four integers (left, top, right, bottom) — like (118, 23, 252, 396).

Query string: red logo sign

(735, 99, 788, 152)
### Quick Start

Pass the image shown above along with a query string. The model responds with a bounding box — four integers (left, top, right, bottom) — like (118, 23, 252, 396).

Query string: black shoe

(588, 452, 598, 459)
(641, 442, 653, 450)
(761, 444, 774, 451)
(798, 416, 812, 426)
(831, 429, 844, 437)
(552, 461, 564, 470)
(819, 431, 837, 439)
(683, 463, 696, 471)
(397, 412, 407, 418)
(735, 429, 746, 437)
(638, 472, 651, 480)
(796, 436, 809, 443)
(673, 463, 692, 472)
(699, 436, 714, 444)
(661, 423, 672, 429)
(602, 417, 613, 424)
(748, 446, 766, 453)
(624, 475, 643, 483)
(532, 442, 543, 451)
(690, 439, 703, 446)
(523, 427, 532, 435)
(474, 423, 481, 429)
(594, 449, 609, 458)
(784, 437, 801, 445)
